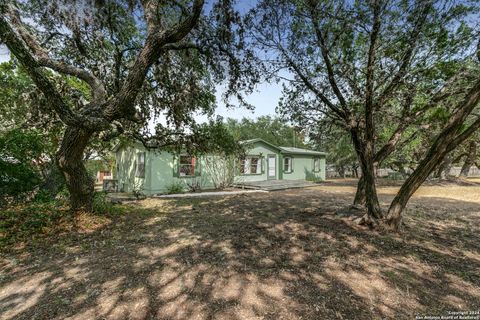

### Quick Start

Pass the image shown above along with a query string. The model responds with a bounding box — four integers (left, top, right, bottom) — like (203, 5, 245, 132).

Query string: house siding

(116, 142, 148, 193)
(115, 140, 326, 195)
(234, 143, 280, 183)
(148, 151, 219, 194)
(281, 155, 326, 181)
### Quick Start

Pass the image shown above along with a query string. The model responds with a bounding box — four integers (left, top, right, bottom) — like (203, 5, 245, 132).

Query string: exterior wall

(148, 151, 219, 194)
(280, 154, 326, 181)
(115, 140, 327, 195)
(233, 142, 281, 183)
(116, 146, 228, 195)
(115, 142, 149, 193)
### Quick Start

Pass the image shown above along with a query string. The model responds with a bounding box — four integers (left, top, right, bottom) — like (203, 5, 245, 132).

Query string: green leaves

(224, 116, 307, 148)
(0, 129, 45, 203)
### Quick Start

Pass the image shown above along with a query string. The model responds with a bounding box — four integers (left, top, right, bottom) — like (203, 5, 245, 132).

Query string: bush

(166, 182, 185, 194)
(132, 180, 145, 199)
(55, 187, 70, 203)
(0, 196, 120, 252)
(93, 191, 115, 214)
(0, 129, 45, 205)
(306, 176, 324, 183)
(186, 178, 203, 192)
(33, 189, 55, 203)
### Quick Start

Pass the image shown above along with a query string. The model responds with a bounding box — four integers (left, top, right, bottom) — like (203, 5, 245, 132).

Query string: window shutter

(291, 156, 294, 173)
(261, 156, 265, 174)
(172, 155, 179, 177)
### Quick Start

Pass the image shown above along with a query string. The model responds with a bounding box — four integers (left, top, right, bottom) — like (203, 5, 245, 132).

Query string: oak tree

(0, 0, 256, 211)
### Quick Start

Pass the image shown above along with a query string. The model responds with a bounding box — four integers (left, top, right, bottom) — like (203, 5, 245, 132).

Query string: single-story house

(114, 138, 326, 195)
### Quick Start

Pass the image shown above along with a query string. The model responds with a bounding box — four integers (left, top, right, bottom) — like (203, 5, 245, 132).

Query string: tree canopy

(246, 0, 480, 228)
(224, 116, 308, 148)
(0, 0, 258, 210)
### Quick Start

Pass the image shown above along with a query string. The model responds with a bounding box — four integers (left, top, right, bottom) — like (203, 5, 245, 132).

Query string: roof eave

(280, 151, 328, 156)
(239, 138, 282, 151)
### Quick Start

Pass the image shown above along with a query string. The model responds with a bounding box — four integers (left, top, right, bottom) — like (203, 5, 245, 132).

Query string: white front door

(268, 155, 276, 179)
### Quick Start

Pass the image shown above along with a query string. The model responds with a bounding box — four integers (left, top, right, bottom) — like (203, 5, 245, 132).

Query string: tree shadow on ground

(1, 185, 479, 319)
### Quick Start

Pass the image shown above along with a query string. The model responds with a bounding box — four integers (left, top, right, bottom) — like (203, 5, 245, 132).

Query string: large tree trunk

(460, 141, 476, 177)
(56, 127, 95, 212)
(353, 175, 366, 205)
(351, 130, 382, 221)
(352, 124, 409, 207)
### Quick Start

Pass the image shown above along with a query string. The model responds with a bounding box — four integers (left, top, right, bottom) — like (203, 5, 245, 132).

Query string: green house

(114, 138, 326, 195)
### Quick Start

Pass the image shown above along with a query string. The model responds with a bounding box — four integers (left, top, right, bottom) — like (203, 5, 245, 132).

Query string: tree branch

(104, 0, 204, 120)
(307, 1, 348, 112)
(448, 116, 480, 152)
(365, 0, 381, 114)
(5, 5, 107, 103)
(0, 13, 101, 129)
(279, 47, 347, 120)
(376, 1, 432, 106)
(163, 41, 205, 53)
(373, 122, 408, 164)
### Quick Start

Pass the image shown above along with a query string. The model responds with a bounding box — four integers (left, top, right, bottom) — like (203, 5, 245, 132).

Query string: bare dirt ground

(1, 179, 479, 319)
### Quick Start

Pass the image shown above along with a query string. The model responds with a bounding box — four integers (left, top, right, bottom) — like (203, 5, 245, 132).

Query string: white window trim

(240, 156, 262, 175)
(284, 157, 292, 173)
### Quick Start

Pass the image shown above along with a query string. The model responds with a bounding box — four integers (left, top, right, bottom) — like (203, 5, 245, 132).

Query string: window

(250, 157, 260, 174)
(179, 155, 196, 177)
(239, 156, 261, 174)
(313, 158, 320, 172)
(284, 157, 292, 173)
(135, 152, 145, 177)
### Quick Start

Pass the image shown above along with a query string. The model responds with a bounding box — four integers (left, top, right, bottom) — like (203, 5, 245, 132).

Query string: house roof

(278, 146, 327, 156)
(240, 138, 327, 156)
(239, 138, 281, 151)
(114, 137, 327, 156)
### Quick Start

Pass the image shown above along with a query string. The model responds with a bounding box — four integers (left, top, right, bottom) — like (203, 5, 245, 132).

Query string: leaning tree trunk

(387, 143, 451, 230)
(387, 159, 442, 230)
(387, 77, 480, 230)
(56, 126, 95, 212)
(460, 141, 476, 177)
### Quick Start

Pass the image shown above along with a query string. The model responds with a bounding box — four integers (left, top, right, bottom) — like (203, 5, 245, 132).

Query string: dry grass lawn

(1, 179, 479, 319)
